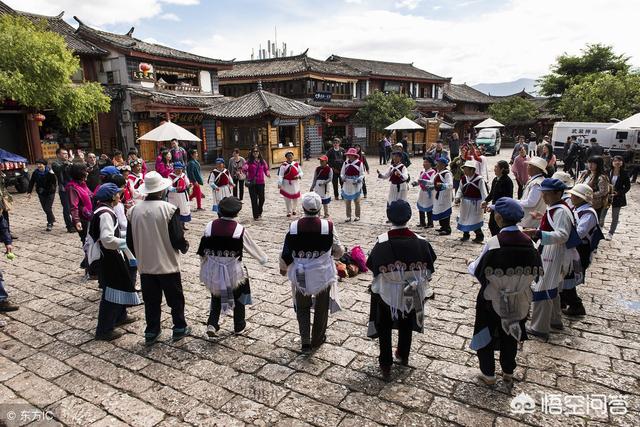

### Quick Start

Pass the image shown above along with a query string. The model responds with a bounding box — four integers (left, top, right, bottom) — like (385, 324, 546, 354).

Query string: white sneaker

(345, 218, 352, 222)
(206, 325, 218, 337)
(605, 233, 613, 241)
(354, 217, 360, 222)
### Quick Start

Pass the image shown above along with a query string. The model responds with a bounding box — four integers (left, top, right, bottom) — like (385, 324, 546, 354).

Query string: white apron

(416, 170, 435, 212)
(168, 175, 191, 221)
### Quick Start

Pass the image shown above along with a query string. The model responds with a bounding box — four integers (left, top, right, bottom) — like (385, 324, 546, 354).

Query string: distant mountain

(472, 78, 538, 96)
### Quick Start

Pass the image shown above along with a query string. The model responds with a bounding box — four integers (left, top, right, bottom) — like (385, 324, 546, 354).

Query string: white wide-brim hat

(138, 171, 172, 194)
(567, 183, 593, 203)
(552, 171, 573, 188)
(525, 156, 548, 172)
(463, 160, 477, 169)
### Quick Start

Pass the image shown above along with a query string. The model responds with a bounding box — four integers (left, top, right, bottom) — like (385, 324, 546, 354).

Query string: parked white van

(551, 121, 640, 159)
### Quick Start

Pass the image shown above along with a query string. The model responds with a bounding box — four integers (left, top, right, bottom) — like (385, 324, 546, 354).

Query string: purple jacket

(243, 160, 270, 185)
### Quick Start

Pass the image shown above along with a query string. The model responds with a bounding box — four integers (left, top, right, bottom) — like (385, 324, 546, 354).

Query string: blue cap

(100, 166, 121, 177)
(173, 161, 185, 169)
(95, 183, 121, 201)
(540, 178, 566, 192)
(490, 197, 524, 222)
(386, 199, 412, 225)
(215, 158, 225, 164)
(436, 156, 449, 166)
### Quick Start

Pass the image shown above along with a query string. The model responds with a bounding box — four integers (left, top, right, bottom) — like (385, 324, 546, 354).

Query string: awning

(608, 113, 640, 129)
(137, 121, 201, 142)
(385, 116, 423, 131)
(474, 118, 504, 129)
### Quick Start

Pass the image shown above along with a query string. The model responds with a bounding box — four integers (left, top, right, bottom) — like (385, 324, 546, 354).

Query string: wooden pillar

(25, 114, 42, 162)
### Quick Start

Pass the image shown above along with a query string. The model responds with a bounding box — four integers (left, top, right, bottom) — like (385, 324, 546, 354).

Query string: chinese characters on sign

(132, 63, 155, 81)
(571, 128, 598, 135)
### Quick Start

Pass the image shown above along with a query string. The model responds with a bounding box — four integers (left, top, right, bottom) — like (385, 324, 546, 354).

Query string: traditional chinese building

(74, 19, 233, 162)
(202, 86, 319, 167)
(0, 1, 108, 161)
(443, 83, 499, 137)
(219, 51, 453, 154)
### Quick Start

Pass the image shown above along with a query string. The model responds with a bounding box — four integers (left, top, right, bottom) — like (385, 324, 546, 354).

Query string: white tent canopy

(474, 118, 504, 129)
(137, 121, 202, 142)
(608, 113, 640, 129)
(385, 116, 423, 131)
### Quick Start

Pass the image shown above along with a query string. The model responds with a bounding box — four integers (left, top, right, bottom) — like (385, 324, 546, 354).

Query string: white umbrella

(385, 116, 423, 130)
(137, 121, 201, 142)
(474, 118, 504, 129)
(607, 113, 640, 129)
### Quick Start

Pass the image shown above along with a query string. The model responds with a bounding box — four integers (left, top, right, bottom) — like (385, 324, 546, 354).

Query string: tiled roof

(108, 86, 227, 108)
(220, 51, 363, 79)
(443, 84, 498, 104)
(326, 55, 449, 82)
(306, 98, 366, 109)
(74, 19, 233, 67)
(415, 98, 455, 110)
(0, 2, 107, 56)
(202, 89, 319, 119)
(445, 112, 491, 122)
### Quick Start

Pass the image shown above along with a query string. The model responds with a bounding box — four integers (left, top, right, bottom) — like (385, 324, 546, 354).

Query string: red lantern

(34, 113, 46, 126)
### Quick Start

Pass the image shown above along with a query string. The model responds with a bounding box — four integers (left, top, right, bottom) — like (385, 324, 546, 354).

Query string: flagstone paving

(1, 152, 639, 426)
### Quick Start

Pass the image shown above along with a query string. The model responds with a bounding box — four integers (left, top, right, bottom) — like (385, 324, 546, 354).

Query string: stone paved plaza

(1, 152, 639, 426)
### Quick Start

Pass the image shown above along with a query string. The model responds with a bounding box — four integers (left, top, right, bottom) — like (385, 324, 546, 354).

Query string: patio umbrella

(137, 121, 201, 142)
(474, 118, 505, 129)
(607, 113, 640, 129)
(385, 116, 423, 130)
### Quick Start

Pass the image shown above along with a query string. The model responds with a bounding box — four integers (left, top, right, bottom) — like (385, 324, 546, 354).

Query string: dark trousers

(232, 177, 245, 200)
(0, 269, 8, 301)
(463, 228, 484, 240)
(384, 147, 391, 163)
(248, 184, 265, 219)
(517, 182, 525, 199)
(295, 288, 330, 347)
(453, 179, 460, 193)
(332, 170, 343, 199)
(376, 298, 414, 368)
(379, 151, 386, 165)
(488, 212, 500, 236)
(362, 177, 367, 197)
(560, 287, 582, 308)
(140, 273, 187, 336)
(439, 216, 451, 233)
(419, 211, 433, 226)
(38, 193, 56, 225)
(96, 290, 127, 336)
(58, 189, 73, 228)
(208, 288, 247, 333)
(476, 330, 518, 376)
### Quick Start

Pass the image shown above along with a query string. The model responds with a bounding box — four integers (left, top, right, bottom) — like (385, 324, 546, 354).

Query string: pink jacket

(511, 155, 529, 185)
(243, 160, 270, 185)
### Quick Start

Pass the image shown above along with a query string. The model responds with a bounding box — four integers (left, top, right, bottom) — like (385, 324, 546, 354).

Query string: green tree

(355, 91, 416, 132)
(557, 73, 640, 122)
(0, 15, 110, 129)
(488, 96, 538, 125)
(538, 43, 630, 97)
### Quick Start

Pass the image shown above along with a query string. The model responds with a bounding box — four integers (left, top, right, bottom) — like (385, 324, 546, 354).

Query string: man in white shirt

(518, 156, 548, 228)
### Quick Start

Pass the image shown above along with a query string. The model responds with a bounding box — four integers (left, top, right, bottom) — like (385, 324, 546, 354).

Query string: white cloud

(344, 0, 363, 3)
(160, 0, 199, 4)
(188, 0, 639, 84)
(159, 12, 181, 21)
(395, 0, 422, 9)
(3, 0, 194, 26)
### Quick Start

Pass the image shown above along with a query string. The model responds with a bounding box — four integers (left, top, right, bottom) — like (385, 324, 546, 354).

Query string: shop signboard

(313, 91, 332, 102)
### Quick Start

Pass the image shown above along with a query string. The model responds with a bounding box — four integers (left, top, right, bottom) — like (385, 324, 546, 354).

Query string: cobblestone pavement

(1, 152, 639, 426)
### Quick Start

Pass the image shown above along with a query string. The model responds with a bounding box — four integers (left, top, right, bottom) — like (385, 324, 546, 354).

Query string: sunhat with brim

(463, 160, 477, 169)
(567, 183, 593, 203)
(345, 148, 359, 156)
(525, 156, 548, 172)
(138, 171, 172, 194)
(552, 171, 573, 188)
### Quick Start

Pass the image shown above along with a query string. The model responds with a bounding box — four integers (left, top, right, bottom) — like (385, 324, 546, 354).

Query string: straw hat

(567, 183, 593, 203)
(463, 160, 477, 169)
(551, 171, 573, 188)
(525, 156, 548, 172)
(139, 171, 172, 194)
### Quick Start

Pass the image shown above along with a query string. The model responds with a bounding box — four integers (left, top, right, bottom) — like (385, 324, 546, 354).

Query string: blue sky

(7, 0, 639, 84)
